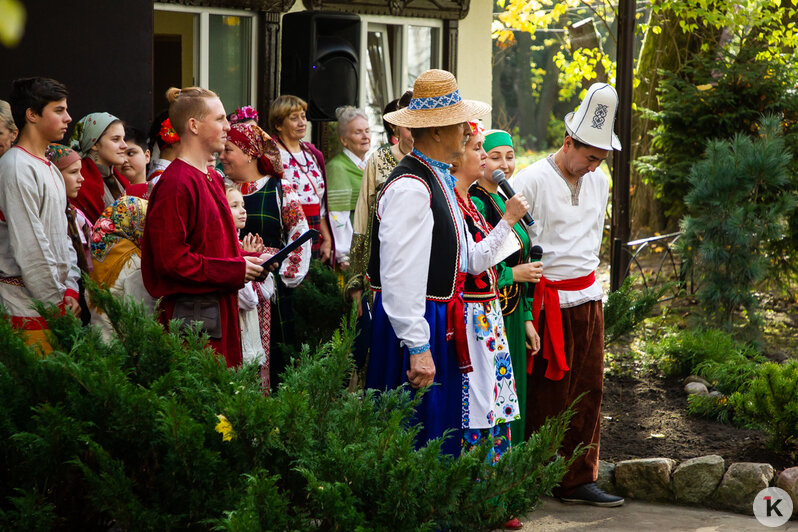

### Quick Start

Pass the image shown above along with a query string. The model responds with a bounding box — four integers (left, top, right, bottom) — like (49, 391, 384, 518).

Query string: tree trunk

(629, 9, 712, 233)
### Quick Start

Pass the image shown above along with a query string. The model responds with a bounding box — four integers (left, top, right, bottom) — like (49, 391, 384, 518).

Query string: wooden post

(610, 0, 635, 292)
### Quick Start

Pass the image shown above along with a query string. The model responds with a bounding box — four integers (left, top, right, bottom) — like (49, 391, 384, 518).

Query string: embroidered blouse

(279, 146, 327, 217)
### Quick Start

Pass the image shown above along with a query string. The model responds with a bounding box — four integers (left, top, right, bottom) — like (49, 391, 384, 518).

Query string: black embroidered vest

(367, 154, 460, 301)
(469, 183, 525, 315)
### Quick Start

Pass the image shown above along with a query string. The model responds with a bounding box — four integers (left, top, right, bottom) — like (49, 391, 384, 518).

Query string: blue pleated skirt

(366, 293, 463, 457)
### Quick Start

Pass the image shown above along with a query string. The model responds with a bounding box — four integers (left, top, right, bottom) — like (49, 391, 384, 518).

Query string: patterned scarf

(227, 122, 284, 181)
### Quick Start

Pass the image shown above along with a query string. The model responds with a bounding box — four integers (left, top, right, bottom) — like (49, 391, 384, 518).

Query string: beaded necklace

(276, 137, 312, 174)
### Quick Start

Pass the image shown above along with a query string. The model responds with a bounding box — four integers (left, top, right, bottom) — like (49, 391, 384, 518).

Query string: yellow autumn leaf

(696, 84, 714, 91)
(0, 0, 25, 47)
(215, 414, 236, 442)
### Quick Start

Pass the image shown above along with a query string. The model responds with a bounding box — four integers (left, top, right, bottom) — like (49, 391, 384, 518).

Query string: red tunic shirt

(141, 159, 247, 367)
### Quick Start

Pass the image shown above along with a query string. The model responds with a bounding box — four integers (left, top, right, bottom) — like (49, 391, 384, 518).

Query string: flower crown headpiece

(229, 105, 259, 125)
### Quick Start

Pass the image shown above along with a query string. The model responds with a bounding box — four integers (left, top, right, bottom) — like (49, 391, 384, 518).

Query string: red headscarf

(227, 123, 283, 178)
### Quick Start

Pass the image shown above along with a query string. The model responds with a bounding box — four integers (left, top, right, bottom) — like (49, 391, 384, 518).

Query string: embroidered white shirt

(376, 162, 512, 349)
(512, 154, 609, 308)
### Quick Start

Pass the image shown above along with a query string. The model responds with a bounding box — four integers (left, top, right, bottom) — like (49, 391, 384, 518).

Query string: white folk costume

(277, 142, 330, 259)
(0, 146, 80, 352)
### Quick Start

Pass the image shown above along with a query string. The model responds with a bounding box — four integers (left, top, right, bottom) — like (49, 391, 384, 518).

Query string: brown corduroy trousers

(524, 300, 604, 492)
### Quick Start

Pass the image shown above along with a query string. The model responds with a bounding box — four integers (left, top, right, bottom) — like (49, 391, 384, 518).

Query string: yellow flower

(215, 414, 236, 442)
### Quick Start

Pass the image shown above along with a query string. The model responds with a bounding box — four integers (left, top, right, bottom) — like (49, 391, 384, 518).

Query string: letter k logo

(765, 496, 783, 517)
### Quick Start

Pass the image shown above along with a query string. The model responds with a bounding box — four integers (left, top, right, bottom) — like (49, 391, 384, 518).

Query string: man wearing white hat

(365, 69, 529, 456)
(513, 83, 624, 506)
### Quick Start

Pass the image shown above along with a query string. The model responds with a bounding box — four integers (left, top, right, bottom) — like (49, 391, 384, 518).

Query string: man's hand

(406, 350, 435, 389)
(243, 256, 268, 281)
(525, 320, 540, 354)
(512, 261, 543, 283)
(64, 296, 81, 316)
(501, 193, 530, 226)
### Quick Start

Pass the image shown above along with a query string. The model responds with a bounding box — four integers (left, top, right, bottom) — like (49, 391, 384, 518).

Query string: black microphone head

(490, 169, 507, 185)
(530, 245, 543, 261)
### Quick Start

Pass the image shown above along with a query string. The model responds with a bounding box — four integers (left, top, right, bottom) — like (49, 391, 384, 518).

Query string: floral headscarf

(91, 196, 148, 261)
(229, 105, 259, 125)
(69, 112, 119, 158)
(227, 122, 283, 177)
(46, 143, 81, 171)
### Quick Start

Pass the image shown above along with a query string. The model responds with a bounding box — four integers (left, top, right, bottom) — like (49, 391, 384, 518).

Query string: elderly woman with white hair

(325, 106, 371, 267)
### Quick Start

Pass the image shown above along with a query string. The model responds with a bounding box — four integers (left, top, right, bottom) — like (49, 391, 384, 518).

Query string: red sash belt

(531, 271, 596, 380)
(446, 272, 472, 374)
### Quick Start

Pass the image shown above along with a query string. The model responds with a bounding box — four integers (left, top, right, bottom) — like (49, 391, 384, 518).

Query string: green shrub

(0, 281, 573, 531)
(732, 360, 798, 450)
(679, 116, 796, 332)
(291, 259, 351, 350)
(603, 276, 670, 347)
(648, 328, 764, 387)
(637, 45, 798, 225)
(650, 328, 766, 425)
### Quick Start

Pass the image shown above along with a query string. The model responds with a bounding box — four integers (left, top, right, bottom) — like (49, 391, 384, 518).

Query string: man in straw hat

(365, 69, 530, 456)
(513, 82, 624, 506)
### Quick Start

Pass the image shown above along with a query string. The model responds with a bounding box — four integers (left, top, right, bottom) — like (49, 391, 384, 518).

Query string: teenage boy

(0, 77, 80, 353)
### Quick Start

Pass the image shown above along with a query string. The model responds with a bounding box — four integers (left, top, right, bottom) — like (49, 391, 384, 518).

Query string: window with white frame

(153, 4, 257, 114)
(359, 16, 442, 146)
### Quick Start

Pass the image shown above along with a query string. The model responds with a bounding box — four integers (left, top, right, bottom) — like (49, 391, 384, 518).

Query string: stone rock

(684, 375, 712, 388)
(596, 460, 618, 494)
(777, 467, 798, 514)
(708, 391, 723, 399)
(684, 382, 709, 396)
(765, 349, 788, 364)
(713, 462, 775, 514)
(672, 455, 725, 504)
(615, 458, 675, 501)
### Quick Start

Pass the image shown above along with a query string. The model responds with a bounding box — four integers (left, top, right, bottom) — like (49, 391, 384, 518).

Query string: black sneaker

(559, 482, 625, 507)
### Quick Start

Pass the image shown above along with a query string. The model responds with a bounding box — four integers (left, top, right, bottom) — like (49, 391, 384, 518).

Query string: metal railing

(616, 231, 695, 301)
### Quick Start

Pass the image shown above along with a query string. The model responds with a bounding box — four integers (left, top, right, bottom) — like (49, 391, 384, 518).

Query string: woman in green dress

(469, 129, 542, 444)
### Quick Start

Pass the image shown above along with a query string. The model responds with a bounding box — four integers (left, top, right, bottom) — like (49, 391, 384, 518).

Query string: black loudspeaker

(280, 12, 361, 122)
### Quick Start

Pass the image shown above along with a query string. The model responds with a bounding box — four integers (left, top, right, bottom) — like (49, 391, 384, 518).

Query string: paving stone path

(515, 497, 798, 531)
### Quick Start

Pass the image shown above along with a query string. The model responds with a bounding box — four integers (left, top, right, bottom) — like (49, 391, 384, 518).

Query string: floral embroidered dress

(278, 145, 326, 258)
(456, 190, 520, 460)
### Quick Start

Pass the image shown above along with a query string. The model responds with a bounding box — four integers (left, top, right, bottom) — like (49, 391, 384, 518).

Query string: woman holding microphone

(470, 129, 542, 445)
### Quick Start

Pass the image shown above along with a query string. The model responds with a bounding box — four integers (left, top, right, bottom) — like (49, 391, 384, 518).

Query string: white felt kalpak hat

(564, 82, 622, 151)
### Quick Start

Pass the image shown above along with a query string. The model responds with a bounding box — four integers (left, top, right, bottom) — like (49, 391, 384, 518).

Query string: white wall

(457, 1, 493, 127)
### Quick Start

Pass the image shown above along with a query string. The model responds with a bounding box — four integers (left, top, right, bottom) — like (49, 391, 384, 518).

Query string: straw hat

(564, 82, 621, 151)
(384, 69, 491, 128)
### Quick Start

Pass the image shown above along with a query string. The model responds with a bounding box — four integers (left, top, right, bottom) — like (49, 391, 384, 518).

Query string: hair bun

(165, 87, 182, 104)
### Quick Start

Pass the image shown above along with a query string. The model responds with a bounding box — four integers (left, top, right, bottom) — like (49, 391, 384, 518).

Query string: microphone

(530, 245, 543, 263)
(490, 169, 534, 226)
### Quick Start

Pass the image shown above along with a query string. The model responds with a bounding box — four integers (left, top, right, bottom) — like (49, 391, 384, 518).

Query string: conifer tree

(0, 281, 574, 530)
(679, 116, 796, 333)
